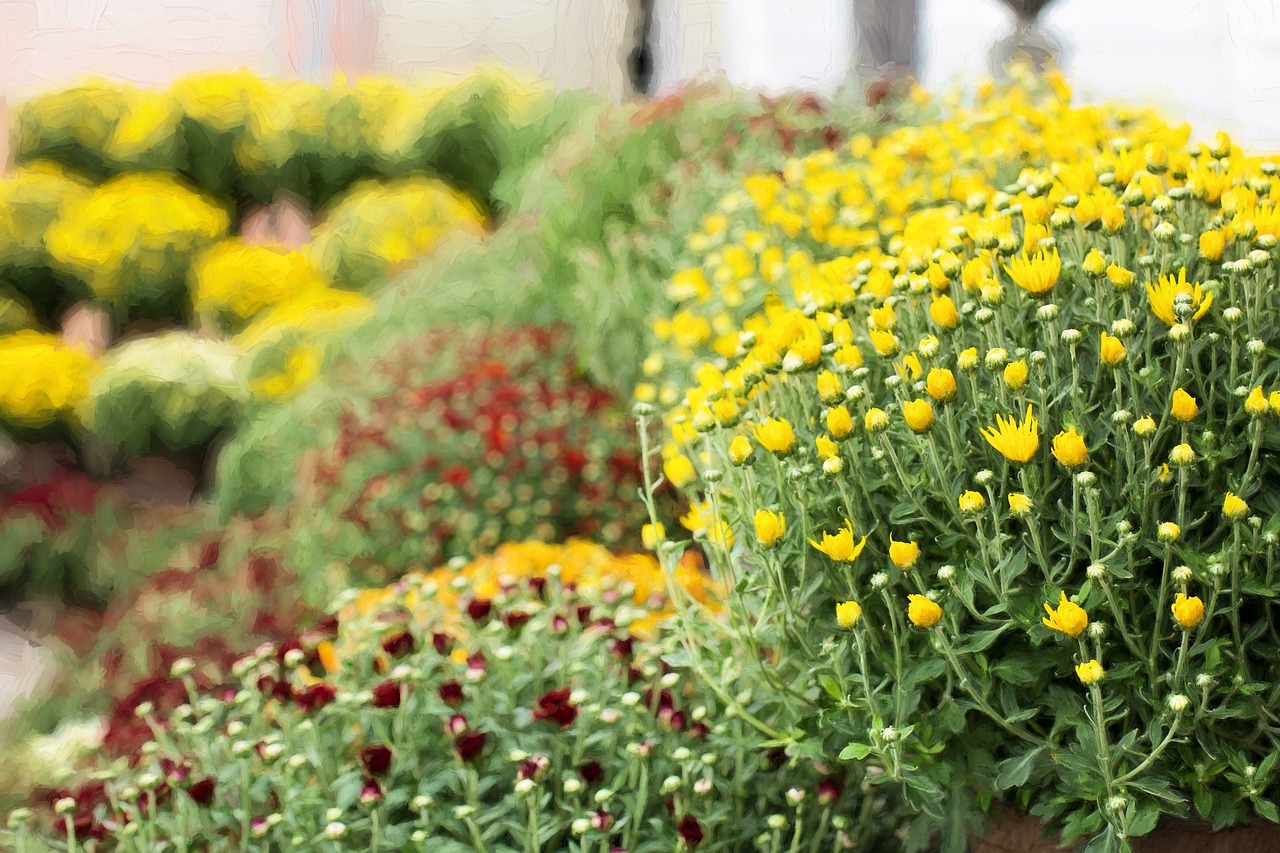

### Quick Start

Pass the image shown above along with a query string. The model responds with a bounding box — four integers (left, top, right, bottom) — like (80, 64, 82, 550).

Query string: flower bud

(1168, 694, 1190, 713)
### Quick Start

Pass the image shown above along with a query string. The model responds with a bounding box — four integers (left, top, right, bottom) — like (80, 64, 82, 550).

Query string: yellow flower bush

(641, 69, 1280, 847)
(45, 173, 230, 316)
(0, 331, 99, 429)
(189, 239, 329, 328)
(0, 163, 93, 273)
(306, 177, 488, 290)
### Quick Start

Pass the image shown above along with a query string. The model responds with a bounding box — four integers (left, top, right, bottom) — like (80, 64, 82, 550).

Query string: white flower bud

(287, 754, 307, 769)
(283, 648, 305, 667)
(1168, 694, 1190, 713)
(453, 805, 475, 820)
(1088, 621, 1106, 638)
(1107, 796, 1128, 813)
(694, 778, 713, 795)
(1173, 565, 1193, 585)
(1060, 328, 1082, 346)
(1249, 249, 1271, 266)
(1087, 563, 1105, 580)
(262, 742, 285, 760)
(938, 565, 955, 582)
(1169, 323, 1190, 342)
(599, 708, 621, 724)
(134, 702, 154, 718)
(54, 797, 78, 815)
(767, 815, 789, 830)
(974, 307, 995, 325)
(786, 788, 806, 807)
(1196, 673, 1214, 689)
(1036, 303, 1059, 322)
(984, 347, 1008, 369)
(975, 469, 994, 485)
(823, 457, 844, 475)
(1110, 318, 1135, 336)
(515, 779, 536, 796)
(661, 776, 683, 795)
(1112, 409, 1132, 424)
(571, 818, 591, 836)
(324, 822, 347, 840)
(326, 808, 343, 822)
(1076, 472, 1097, 488)
(1248, 339, 1267, 355)
(880, 726, 899, 743)
(870, 572, 889, 589)
(170, 658, 195, 678)
(595, 789, 614, 804)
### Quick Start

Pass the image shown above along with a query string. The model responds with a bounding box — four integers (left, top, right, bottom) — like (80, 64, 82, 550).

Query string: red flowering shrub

(292, 324, 650, 586)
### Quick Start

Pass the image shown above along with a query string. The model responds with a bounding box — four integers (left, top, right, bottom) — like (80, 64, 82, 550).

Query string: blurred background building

(1, 0, 1278, 147)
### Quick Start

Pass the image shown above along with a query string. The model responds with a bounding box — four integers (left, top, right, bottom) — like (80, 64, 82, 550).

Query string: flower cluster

(643, 69, 1280, 847)
(0, 331, 100, 430)
(188, 239, 329, 329)
(306, 176, 489, 290)
(44, 173, 230, 319)
(300, 325, 650, 584)
(8, 541, 882, 852)
(0, 162, 93, 318)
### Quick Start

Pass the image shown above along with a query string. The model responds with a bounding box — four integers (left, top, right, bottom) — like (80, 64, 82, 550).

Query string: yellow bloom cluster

(0, 331, 100, 428)
(0, 163, 93, 273)
(45, 173, 230, 308)
(190, 240, 329, 327)
(306, 177, 489, 289)
(647, 69, 1280, 707)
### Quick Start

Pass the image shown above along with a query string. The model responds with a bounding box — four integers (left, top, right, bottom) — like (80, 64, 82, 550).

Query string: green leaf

(994, 746, 1046, 790)
(1254, 798, 1280, 825)
(819, 674, 844, 701)
(1127, 805, 1161, 837)
(839, 741, 873, 761)
(953, 626, 1010, 655)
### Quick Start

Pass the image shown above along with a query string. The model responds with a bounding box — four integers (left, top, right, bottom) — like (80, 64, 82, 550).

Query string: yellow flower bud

(1074, 243, 1105, 276)
(1051, 427, 1088, 468)
(754, 418, 796, 456)
(1075, 659, 1105, 685)
(815, 435, 839, 460)
(1223, 492, 1249, 521)
(958, 491, 986, 513)
(1105, 263, 1135, 288)
(958, 347, 979, 370)
(1133, 415, 1156, 436)
(889, 538, 921, 569)
(1245, 386, 1269, 417)
(1171, 388, 1199, 422)
(754, 509, 786, 549)
(864, 408, 890, 433)
(869, 329, 899, 357)
(1158, 522, 1180, 543)
(1003, 359, 1029, 390)
(926, 368, 957, 402)
(1100, 332, 1126, 366)
(641, 523, 665, 551)
(1008, 492, 1033, 517)
(664, 455, 697, 489)
(826, 405, 854, 440)
(729, 435, 754, 466)
(907, 594, 942, 628)
(929, 294, 958, 329)
(1042, 592, 1089, 637)
(835, 600, 863, 630)
(902, 398, 935, 433)
(1199, 230, 1225, 262)
(1171, 592, 1205, 630)
(817, 370, 843, 404)
(1169, 443, 1195, 466)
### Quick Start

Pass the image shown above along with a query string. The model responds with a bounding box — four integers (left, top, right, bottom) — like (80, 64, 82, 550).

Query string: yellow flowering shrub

(45, 173, 230, 319)
(189, 239, 329, 329)
(0, 331, 100, 430)
(0, 288, 37, 335)
(641, 69, 1280, 849)
(0, 163, 94, 315)
(306, 177, 488, 290)
(233, 286, 375, 401)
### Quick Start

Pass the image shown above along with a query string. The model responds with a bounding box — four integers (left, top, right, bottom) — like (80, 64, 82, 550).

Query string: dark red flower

(689, 722, 710, 740)
(575, 605, 592, 624)
(676, 814, 704, 847)
(198, 541, 221, 569)
(578, 760, 603, 785)
(371, 680, 402, 708)
(528, 577, 547, 598)
(293, 683, 337, 711)
(610, 636, 635, 660)
(361, 745, 393, 776)
(518, 754, 550, 780)
(455, 729, 486, 763)
(381, 630, 415, 658)
(438, 681, 464, 706)
(186, 776, 216, 806)
(466, 651, 487, 673)
(466, 599, 493, 621)
(250, 816, 269, 837)
(432, 632, 452, 654)
(504, 610, 532, 630)
(592, 809, 614, 831)
(361, 780, 383, 804)
(818, 778, 842, 805)
(550, 614, 569, 634)
(533, 688, 578, 729)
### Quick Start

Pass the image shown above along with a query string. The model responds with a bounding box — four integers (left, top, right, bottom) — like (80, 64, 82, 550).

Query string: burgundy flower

(381, 630, 415, 658)
(549, 614, 569, 634)
(528, 577, 547, 598)
(360, 780, 383, 804)
(432, 632, 452, 655)
(465, 651, 487, 674)
(197, 541, 221, 569)
(575, 605, 593, 624)
(592, 809, 614, 831)
(689, 722, 710, 740)
(313, 615, 340, 638)
(250, 816, 269, 837)
(818, 778, 842, 806)
(361, 745, 393, 776)
(447, 714, 469, 736)
(676, 814, 704, 847)
(518, 754, 550, 781)
(438, 681, 465, 706)
(455, 729, 486, 763)
(533, 688, 578, 729)
(293, 683, 338, 711)
(504, 610, 532, 630)
(610, 636, 635, 660)
(371, 680, 402, 709)
(659, 707, 685, 732)
(578, 760, 604, 785)
(466, 598, 493, 621)
(186, 776, 216, 806)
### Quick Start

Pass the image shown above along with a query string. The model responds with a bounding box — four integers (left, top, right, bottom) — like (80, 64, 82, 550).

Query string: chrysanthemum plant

(7, 543, 896, 852)
(642, 71, 1280, 852)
